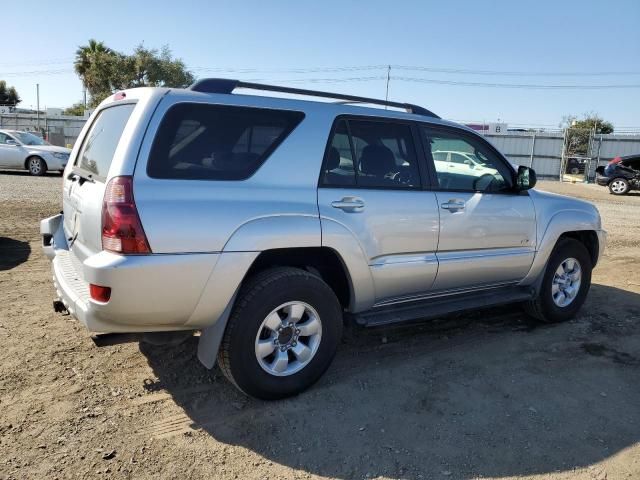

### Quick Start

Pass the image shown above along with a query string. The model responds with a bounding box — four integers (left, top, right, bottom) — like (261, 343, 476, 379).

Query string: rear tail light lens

(89, 284, 111, 302)
(101, 176, 151, 254)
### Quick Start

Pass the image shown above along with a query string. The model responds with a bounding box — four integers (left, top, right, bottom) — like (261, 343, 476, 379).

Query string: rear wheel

(218, 267, 343, 399)
(27, 156, 47, 176)
(525, 238, 592, 323)
(609, 178, 630, 195)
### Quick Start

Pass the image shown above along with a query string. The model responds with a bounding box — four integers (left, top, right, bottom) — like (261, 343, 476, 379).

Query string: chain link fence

(485, 130, 640, 182)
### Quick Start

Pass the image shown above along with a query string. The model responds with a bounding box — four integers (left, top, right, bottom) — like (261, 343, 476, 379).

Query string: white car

(0, 129, 71, 175)
(433, 150, 497, 177)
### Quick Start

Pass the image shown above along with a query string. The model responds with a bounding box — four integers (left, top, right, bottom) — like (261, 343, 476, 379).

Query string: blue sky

(3, 0, 639, 129)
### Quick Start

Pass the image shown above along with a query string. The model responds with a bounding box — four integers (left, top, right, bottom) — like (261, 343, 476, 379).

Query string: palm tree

(74, 39, 113, 107)
(74, 39, 112, 77)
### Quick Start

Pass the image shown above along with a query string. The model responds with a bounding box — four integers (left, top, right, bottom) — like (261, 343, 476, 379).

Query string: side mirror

(5, 139, 17, 146)
(464, 159, 472, 165)
(516, 165, 537, 191)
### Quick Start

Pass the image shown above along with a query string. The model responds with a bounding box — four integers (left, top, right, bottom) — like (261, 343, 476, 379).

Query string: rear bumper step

(352, 286, 534, 327)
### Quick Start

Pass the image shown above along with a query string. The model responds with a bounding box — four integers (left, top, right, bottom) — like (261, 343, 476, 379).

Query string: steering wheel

(472, 173, 496, 191)
(389, 170, 414, 186)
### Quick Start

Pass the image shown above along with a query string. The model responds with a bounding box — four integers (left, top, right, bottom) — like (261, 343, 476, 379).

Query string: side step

(353, 286, 534, 327)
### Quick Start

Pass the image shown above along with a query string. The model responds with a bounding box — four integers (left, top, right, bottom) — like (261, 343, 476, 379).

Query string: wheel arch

(521, 208, 602, 287)
(244, 246, 354, 310)
(24, 154, 47, 171)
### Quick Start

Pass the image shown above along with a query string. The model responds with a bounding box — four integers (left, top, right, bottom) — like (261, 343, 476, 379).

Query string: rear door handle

(331, 197, 365, 212)
(441, 199, 466, 210)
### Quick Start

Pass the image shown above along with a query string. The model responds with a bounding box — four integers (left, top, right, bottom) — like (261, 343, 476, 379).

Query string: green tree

(561, 113, 614, 156)
(0, 80, 21, 108)
(74, 41, 194, 107)
(63, 102, 86, 116)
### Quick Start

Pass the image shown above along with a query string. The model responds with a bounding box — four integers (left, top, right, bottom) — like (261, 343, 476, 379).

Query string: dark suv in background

(596, 155, 640, 195)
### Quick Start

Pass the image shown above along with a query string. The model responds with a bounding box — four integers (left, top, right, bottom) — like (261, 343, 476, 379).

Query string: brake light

(90, 284, 111, 302)
(101, 176, 151, 254)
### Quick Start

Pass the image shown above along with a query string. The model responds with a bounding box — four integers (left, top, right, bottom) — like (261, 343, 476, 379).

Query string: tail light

(101, 176, 151, 254)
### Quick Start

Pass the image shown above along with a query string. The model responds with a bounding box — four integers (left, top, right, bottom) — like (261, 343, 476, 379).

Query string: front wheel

(27, 156, 47, 176)
(525, 238, 592, 323)
(609, 178, 630, 195)
(217, 267, 343, 399)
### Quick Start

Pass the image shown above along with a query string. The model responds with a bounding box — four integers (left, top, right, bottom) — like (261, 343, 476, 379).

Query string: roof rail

(188, 78, 439, 119)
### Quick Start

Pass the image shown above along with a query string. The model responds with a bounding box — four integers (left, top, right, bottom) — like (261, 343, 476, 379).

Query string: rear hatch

(62, 103, 137, 263)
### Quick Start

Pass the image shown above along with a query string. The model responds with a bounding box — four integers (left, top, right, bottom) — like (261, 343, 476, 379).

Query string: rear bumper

(41, 214, 225, 333)
(595, 174, 610, 186)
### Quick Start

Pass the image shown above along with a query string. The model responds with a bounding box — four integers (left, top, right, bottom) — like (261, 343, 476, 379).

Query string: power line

(394, 76, 640, 89)
(391, 65, 640, 76)
(4, 65, 640, 89)
(4, 62, 640, 77)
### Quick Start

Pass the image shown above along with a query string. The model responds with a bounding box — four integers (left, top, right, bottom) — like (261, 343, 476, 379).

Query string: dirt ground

(1, 173, 639, 480)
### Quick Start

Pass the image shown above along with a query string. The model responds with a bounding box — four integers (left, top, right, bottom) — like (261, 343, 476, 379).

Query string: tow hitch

(53, 299, 69, 315)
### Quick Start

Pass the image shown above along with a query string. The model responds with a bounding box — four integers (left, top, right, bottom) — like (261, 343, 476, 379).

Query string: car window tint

(322, 120, 356, 186)
(0, 133, 8, 144)
(148, 104, 304, 181)
(347, 120, 420, 189)
(75, 104, 136, 180)
(422, 127, 512, 192)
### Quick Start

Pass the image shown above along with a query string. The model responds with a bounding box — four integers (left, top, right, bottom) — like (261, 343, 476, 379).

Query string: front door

(0, 132, 24, 168)
(318, 118, 439, 305)
(420, 125, 537, 291)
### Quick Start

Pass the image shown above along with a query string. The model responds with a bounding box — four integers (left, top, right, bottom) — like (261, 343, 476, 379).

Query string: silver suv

(41, 80, 606, 399)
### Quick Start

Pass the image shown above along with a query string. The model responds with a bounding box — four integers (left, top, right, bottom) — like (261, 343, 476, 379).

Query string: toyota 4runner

(41, 80, 606, 399)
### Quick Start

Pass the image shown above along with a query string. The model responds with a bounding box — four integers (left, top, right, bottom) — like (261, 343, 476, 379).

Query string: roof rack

(188, 78, 439, 118)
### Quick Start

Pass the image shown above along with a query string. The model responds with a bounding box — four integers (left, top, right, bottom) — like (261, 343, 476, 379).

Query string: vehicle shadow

(0, 237, 31, 270)
(139, 284, 640, 479)
(0, 170, 62, 177)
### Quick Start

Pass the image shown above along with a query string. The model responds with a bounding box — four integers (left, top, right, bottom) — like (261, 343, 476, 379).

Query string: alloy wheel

(610, 180, 627, 194)
(254, 301, 322, 377)
(551, 257, 582, 307)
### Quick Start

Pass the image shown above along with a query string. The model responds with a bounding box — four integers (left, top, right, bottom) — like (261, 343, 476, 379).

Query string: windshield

(11, 131, 49, 146)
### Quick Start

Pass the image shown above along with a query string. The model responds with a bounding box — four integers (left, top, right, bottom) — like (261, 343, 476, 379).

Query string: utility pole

(36, 83, 40, 131)
(385, 65, 391, 107)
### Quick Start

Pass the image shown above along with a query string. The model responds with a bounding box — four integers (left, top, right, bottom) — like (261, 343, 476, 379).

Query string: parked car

(41, 80, 606, 399)
(565, 156, 588, 175)
(0, 129, 70, 175)
(595, 155, 640, 195)
(432, 150, 498, 177)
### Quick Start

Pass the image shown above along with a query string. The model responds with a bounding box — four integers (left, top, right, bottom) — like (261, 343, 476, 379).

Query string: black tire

(27, 156, 47, 176)
(525, 238, 592, 323)
(608, 177, 630, 195)
(218, 267, 343, 400)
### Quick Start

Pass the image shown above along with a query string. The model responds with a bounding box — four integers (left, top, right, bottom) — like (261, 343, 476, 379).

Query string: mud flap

(197, 293, 237, 369)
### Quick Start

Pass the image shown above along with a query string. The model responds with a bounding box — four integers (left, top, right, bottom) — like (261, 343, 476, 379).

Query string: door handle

(331, 197, 365, 212)
(441, 200, 466, 210)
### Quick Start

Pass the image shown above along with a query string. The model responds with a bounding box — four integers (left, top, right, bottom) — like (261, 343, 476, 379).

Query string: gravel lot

(1, 172, 639, 480)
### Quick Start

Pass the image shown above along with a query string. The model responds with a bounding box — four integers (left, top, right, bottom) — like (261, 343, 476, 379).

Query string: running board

(352, 287, 534, 327)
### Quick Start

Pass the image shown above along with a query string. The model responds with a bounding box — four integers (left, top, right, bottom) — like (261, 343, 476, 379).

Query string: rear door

(63, 103, 137, 261)
(420, 125, 536, 291)
(318, 117, 440, 304)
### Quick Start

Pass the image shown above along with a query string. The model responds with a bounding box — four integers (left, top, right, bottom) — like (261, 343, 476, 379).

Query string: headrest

(359, 144, 395, 176)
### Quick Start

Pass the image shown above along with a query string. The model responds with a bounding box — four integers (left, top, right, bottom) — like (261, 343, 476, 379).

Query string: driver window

(422, 127, 512, 192)
(0, 133, 10, 144)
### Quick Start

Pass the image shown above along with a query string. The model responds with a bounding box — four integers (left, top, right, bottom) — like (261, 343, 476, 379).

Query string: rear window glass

(75, 103, 136, 180)
(147, 103, 304, 180)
